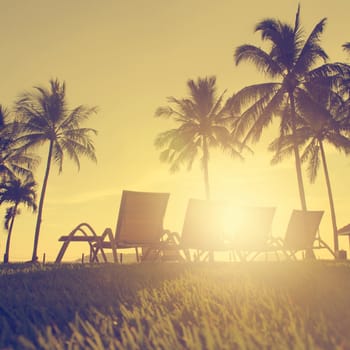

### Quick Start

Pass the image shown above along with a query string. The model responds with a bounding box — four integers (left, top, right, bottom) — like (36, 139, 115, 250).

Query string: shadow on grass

(0, 262, 189, 349)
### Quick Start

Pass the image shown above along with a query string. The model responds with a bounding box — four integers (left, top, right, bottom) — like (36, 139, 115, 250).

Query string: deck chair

(55, 190, 170, 263)
(273, 210, 335, 259)
(225, 206, 276, 261)
(169, 198, 228, 261)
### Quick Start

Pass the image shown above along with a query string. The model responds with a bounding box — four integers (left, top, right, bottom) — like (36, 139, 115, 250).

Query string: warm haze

(1, 0, 350, 261)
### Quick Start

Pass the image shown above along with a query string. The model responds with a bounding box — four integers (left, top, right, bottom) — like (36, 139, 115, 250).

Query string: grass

(1, 261, 350, 349)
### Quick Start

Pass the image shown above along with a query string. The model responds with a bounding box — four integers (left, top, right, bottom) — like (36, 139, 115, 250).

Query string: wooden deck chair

(175, 198, 228, 261)
(226, 206, 277, 261)
(55, 190, 170, 263)
(273, 210, 335, 259)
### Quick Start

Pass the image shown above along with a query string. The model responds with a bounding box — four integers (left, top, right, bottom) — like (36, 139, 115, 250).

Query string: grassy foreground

(1, 261, 350, 349)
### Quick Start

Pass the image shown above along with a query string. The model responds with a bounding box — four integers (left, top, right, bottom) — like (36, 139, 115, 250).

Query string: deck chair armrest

(269, 236, 284, 248)
(162, 230, 181, 245)
(58, 222, 101, 241)
(99, 227, 114, 242)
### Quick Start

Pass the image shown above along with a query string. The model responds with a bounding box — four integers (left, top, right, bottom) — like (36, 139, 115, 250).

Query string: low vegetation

(1, 262, 350, 349)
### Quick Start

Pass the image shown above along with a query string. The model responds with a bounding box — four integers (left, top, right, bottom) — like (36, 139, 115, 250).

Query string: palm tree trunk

(202, 136, 210, 200)
(290, 93, 307, 211)
(290, 93, 313, 259)
(31, 141, 53, 262)
(202, 135, 214, 261)
(4, 204, 17, 263)
(319, 141, 339, 253)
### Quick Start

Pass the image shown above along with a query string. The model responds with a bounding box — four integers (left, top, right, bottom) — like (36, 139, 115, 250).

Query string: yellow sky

(1, 0, 350, 261)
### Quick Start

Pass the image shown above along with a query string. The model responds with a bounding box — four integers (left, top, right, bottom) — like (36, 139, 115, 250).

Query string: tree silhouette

(155, 76, 245, 199)
(0, 105, 38, 182)
(343, 42, 350, 54)
(15, 79, 97, 262)
(269, 85, 350, 253)
(233, 5, 345, 211)
(0, 178, 37, 263)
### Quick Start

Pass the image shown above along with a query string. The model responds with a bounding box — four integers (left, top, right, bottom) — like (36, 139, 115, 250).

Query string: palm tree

(269, 85, 350, 253)
(233, 5, 345, 211)
(0, 178, 37, 263)
(0, 105, 38, 182)
(15, 79, 98, 262)
(155, 76, 245, 199)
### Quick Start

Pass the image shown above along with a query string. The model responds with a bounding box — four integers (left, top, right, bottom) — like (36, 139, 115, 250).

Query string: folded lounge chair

(55, 190, 170, 263)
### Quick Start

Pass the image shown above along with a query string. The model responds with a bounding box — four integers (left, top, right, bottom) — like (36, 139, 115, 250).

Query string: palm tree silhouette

(155, 76, 244, 199)
(0, 106, 38, 182)
(15, 79, 97, 262)
(269, 85, 350, 253)
(0, 178, 37, 263)
(233, 5, 344, 210)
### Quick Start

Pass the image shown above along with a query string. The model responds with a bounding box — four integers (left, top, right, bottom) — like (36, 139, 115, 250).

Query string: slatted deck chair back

(283, 210, 324, 252)
(115, 190, 170, 245)
(107, 190, 170, 261)
(180, 199, 227, 260)
(280, 209, 335, 258)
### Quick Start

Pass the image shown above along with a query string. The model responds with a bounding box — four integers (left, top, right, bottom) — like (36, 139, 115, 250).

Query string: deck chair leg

(55, 241, 70, 263)
(89, 243, 96, 262)
(90, 243, 101, 263)
(110, 245, 118, 263)
(89, 246, 93, 262)
(236, 250, 245, 262)
(249, 251, 261, 261)
(91, 245, 107, 263)
(318, 239, 336, 258)
(100, 248, 108, 262)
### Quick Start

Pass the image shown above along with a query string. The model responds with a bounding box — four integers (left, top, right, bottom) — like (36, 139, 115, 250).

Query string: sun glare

(221, 206, 254, 239)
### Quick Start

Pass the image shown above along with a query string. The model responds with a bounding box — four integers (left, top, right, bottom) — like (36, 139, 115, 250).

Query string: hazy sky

(1, 0, 350, 261)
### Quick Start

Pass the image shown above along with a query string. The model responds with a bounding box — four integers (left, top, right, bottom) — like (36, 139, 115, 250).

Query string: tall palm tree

(0, 178, 37, 263)
(15, 79, 98, 262)
(155, 76, 245, 199)
(269, 86, 350, 253)
(233, 5, 345, 211)
(0, 105, 38, 182)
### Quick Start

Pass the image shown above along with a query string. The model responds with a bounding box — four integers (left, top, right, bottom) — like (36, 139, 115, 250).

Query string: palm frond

(234, 45, 282, 77)
(60, 105, 97, 130)
(294, 18, 328, 74)
(187, 77, 216, 116)
(306, 141, 320, 183)
(155, 105, 186, 120)
(325, 133, 350, 154)
(233, 83, 281, 112)
(269, 133, 294, 165)
(343, 42, 350, 54)
(255, 19, 281, 43)
(241, 88, 286, 143)
(307, 63, 350, 83)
